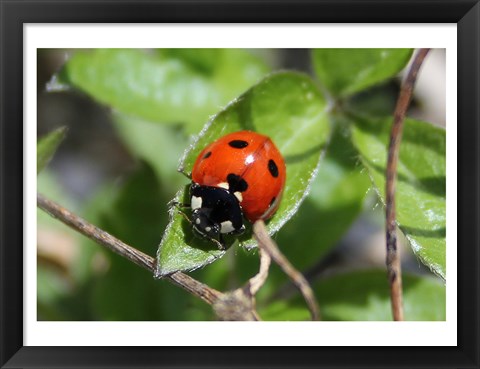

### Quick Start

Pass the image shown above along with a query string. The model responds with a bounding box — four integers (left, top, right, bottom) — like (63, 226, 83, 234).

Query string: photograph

(37, 48, 446, 322)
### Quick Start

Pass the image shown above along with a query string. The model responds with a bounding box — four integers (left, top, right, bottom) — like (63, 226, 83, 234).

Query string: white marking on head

(217, 182, 229, 190)
(205, 226, 211, 232)
(195, 218, 201, 225)
(234, 191, 243, 202)
(191, 195, 202, 210)
(220, 221, 235, 234)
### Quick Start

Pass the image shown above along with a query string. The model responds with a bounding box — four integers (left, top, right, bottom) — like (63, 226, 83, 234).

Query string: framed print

(1, 0, 479, 368)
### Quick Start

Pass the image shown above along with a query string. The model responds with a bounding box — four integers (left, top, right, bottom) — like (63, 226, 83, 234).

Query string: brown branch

(37, 193, 222, 305)
(248, 248, 271, 296)
(386, 48, 430, 321)
(253, 220, 320, 321)
(212, 287, 261, 321)
(213, 246, 270, 321)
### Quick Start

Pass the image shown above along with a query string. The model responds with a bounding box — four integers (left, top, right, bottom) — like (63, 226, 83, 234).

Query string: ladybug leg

(168, 199, 191, 209)
(202, 235, 225, 251)
(177, 166, 192, 180)
(174, 207, 226, 251)
(174, 207, 193, 225)
(191, 226, 225, 250)
(216, 234, 226, 251)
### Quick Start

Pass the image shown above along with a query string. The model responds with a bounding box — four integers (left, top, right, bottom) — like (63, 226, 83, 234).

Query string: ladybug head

(190, 183, 245, 242)
(191, 208, 222, 238)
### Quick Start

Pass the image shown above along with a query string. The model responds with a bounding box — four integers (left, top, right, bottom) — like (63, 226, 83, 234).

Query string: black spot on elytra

(268, 159, 279, 178)
(228, 140, 249, 149)
(202, 151, 212, 159)
(227, 173, 248, 193)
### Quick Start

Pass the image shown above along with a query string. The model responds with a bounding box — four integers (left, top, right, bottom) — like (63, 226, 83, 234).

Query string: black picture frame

(1, 1, 479, 368)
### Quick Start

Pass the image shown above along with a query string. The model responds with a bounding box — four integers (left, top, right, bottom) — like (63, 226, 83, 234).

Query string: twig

(213, 247, 270, 321)
(386, 48, 430, 321)
(212, 287, 261, 321)
(248, 248, 271, 296)
(37, 193, 221, 305)
(253, 220, 320, 321)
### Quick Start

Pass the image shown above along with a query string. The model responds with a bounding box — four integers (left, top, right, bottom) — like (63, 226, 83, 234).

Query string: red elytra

(191, 130, 286, 223)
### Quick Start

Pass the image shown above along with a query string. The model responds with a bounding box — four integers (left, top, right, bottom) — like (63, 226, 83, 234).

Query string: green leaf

(351, 116, 446, 280)
(157, 48, 268, 89)
(345, 81, 401, 118)
(113, 113, 189, 191)
(37, 127, 67, 173)
(271, 127, 370, 273)
(156, 71, 330, 277)
(261, 270, 445, 321)
(60, 49, 269, 133)
(312, 49, 413, 98)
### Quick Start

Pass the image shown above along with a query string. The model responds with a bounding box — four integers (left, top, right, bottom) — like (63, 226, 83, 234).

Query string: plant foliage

(37, 48, 446, 321)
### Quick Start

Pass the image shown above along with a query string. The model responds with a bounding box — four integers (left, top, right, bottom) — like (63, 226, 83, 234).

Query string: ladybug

(188, 130, 286, 249)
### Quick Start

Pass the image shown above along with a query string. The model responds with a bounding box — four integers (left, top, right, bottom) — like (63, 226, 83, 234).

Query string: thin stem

(37, 193, 221, 305)
(213, 243, 270, 321)
(248, 248, 271, 296)
(386, 48, 430, 321)
(253, 220, 320, 321)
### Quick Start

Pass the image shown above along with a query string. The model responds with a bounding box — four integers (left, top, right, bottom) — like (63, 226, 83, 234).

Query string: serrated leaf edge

(157, 71, 331, 275)
(352, 133, 446, 282)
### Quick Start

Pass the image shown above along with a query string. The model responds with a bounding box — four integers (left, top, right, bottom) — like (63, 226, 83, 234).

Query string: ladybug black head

(191, 208, 222, 239)
(190, 183, 245, 243)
